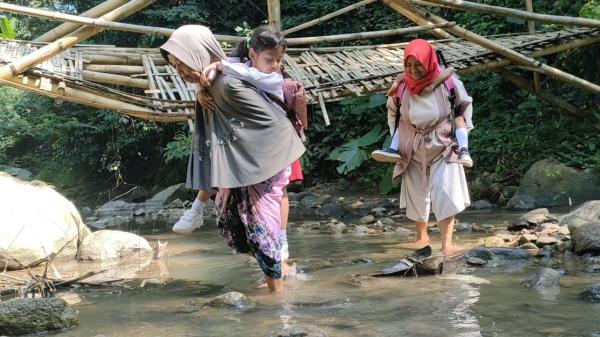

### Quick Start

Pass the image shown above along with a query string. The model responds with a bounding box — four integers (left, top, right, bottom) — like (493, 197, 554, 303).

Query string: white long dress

(399, 90, 470, 222)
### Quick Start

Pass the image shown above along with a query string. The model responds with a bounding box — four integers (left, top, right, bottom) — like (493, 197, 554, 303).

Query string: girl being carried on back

(371, 64, 473, 168)
(198, 26, 305, 280)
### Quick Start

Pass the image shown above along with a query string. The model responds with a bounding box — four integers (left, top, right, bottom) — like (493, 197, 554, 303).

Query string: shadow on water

(51, 209, 600, 337)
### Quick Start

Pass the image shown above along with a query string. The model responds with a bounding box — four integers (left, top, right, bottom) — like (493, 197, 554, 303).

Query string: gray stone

(267, 324, 328, 337)
(352, 257, 375, 264)
(507, 194, 537, 210)
(378, 217, 396, 226)
(571, 221, 600, 255)
(370, 207, 388, 217)
(509, 208, 556, 231)
(0, 298, 78, 336)
(300, 195, 318, 208)
(376, 198, 396, 210)
(536, 236, 558, 247)
(508, 159, 600, 208)
(484, 236, 507, 248)
(206, 291, 253, 309)
(80, 206, 93, 218)
(145, 183, 191, 208)
(353, 225, 369, 235)
(120, 186, 149, 203)
(489, 248, 534, 260)
(77, 230, 152, 261)
(466, 257, 487, 266)
(518, 243, 539, 250)
(395, 227, 414, 237)
(0, 165, 33, 181)
(560, 200, 600, 232)
(95, 200, 135, 218)
(133, 207, 146, 216)
(328, 222, 347, 235)
(455, 221, 472, 232)
(358, 215, 376, 225)
(464, 247, 495, 261)
(471, 200, 495, 210)
(315, 201, 345, 218)
(527, 268, 561, 290)
(166, 198, 184, 209)
(581, 283, 600, 301)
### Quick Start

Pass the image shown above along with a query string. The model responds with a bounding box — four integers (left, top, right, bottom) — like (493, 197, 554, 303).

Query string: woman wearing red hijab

(375, 39, 474, 255)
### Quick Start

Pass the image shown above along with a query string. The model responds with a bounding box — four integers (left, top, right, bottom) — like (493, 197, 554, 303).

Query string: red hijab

(403, 39, 440, 96)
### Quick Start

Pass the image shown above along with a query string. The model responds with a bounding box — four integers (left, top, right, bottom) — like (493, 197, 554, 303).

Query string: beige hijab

(160, 25, 227, 72)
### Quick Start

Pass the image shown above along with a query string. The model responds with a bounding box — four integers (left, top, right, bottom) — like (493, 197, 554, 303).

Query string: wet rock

(370, 207, 387, 217)
(538, 245, 556, 258)
(315, 201, 345, 218)
(145, 183, 191, 208)
(536, 236, 557, 247)
(206, 291, 253, 309)
(352, 257, 375, 264)
(267, 324, 328, 337)
(455, 221, 472, 232)
(518, 243, 539, 250)
(133, 207, 146, 216)
(484, 236, 507, 248)
(80, 206, 93, 218)
(317, 194, 333, 204)
(526, 268, 561, 290)
(325, 222, 347, 235)
(0, 298, 78, 336)
(561, 200, 600, 232)
(466, 257, 488, 266)
(581, 283, 600, 302)
(166, 198, 184, 209)
(378, 217, 395, 226)
(508, 208, 557, 231)
(96, 200, 135, 218)
(571, 221, 600, 255)
(372, 220, 384, 230)
(300, 195, 318, 208)
(353, 225, 369, 235)
(77, 230, 152, 261)
(0, 166, 33, 181)
(358, 215, 376, 225)
(376, 198, 396, 210)
(585, 265, 600, 273)
(471, 200, 494, 210)
(0, 174, 90, 270)
(88, 217, 113, 229)
(119, 186, 149, 203)
(395, 227, 414, 237)
(489, 248, 534, 260)
(464, 247, 495, 260)
(496, 233, 518, 242)
(506, 194, 537, 210)
(508, 159, 600, 208)
(540, 223, 561, 235)
(472, 223, 495, 232)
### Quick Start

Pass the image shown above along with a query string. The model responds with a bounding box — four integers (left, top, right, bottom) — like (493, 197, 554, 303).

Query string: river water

(52, 210, 600, 337)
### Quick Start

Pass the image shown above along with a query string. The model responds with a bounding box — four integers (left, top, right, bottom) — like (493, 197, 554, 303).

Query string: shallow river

(54, 210, 600, 337)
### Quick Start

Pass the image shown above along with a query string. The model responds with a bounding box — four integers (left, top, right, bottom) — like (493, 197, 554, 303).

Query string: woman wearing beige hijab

(160, 25, 305, 292)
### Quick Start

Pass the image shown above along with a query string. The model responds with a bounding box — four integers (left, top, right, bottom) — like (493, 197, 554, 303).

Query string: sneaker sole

(372, 152, 401, 163)
(457, 160, 473, 168)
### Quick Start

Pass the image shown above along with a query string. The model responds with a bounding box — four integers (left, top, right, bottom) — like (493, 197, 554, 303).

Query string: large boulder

(95, 200, 136, 218)
(0, 298, 79, 336)
(144, 183, 191, 208)
(560, 200, 600, 232)
(77, 230, 152, 261)
(526, 268, 561, 290)
(0, 174, 90, 270)
(571, 221, 600, 255)
(507, 159, 600, 209)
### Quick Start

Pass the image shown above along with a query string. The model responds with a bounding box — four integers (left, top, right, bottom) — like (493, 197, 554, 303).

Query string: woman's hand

(196, 89, 216, 112)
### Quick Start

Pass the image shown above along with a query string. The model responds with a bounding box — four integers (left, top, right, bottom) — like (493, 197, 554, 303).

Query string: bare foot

(255, 263, 292, 289)
(399, 240, 431, 249)
(440, 246, 465, 256)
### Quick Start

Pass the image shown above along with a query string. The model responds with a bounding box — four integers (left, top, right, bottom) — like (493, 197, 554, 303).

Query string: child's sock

(455, 128, 469, 150)
(192, 198, 205, 211)
(390, 129, 401, 151)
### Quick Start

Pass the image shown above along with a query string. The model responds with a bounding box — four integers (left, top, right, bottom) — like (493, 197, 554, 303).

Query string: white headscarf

(160, 25, 227, 72)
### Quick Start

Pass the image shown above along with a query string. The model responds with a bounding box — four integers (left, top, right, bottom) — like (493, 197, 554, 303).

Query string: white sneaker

(172, 207, 204, 234)
(281, 241, 289, 261)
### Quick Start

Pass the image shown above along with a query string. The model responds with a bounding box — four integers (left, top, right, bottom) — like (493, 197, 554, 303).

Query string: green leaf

(355, 124, 386, 147)
(368, 94, 387, 108)
(378, 165, 398, 195)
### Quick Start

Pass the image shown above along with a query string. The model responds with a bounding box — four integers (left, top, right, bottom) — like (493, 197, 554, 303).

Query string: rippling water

(52, 210, 600, 337)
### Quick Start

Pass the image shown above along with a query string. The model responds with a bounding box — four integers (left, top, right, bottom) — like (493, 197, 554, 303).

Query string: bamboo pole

(33, 0, 129, 42)
(392, 0, 600, 93)
(525, 0, 540, 92)
(83, 64, 147, 74)
(500, 70, 587, 118)
(458, 36, 600, 74)
(286, 22, 455, 45)
(413, 0, 600, 29)
(0, 37, 77, 80)
(267, 0, 281, 31)
(0, 2, 244, 43)
(283, 0, 379, 35)
(81, 70, 148, 88)
(383, 0, 453, 39)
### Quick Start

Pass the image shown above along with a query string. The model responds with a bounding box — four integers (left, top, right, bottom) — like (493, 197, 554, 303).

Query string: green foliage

(0, 17, 17, 39)
(163, 133, 191, 163)
(328, 124, 386, 174)
(580, 0, 600, 18)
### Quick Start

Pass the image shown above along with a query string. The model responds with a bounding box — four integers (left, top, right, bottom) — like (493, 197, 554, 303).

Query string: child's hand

(196, 89, 216, 112)
(423, 83, 435, 93)
(202, 62, 223, 86)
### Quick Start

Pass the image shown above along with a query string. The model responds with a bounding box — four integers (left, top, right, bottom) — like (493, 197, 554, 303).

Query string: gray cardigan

(186, 74, 305, 190)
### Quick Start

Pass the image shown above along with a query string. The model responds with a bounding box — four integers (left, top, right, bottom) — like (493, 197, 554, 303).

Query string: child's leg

(172, 190, 211, 234)
(371, 128, 402, 163)
(280, 188, 291, 275)
(455, 117, 468, 150)
(390, 128, 401, 151)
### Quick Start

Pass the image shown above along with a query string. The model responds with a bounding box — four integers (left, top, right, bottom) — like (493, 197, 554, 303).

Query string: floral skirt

(215, 168, 291, 279)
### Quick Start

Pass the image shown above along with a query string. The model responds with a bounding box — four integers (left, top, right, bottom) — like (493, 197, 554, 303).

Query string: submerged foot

(440, 245, 465, 256)
(399, 240, 431, 250)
